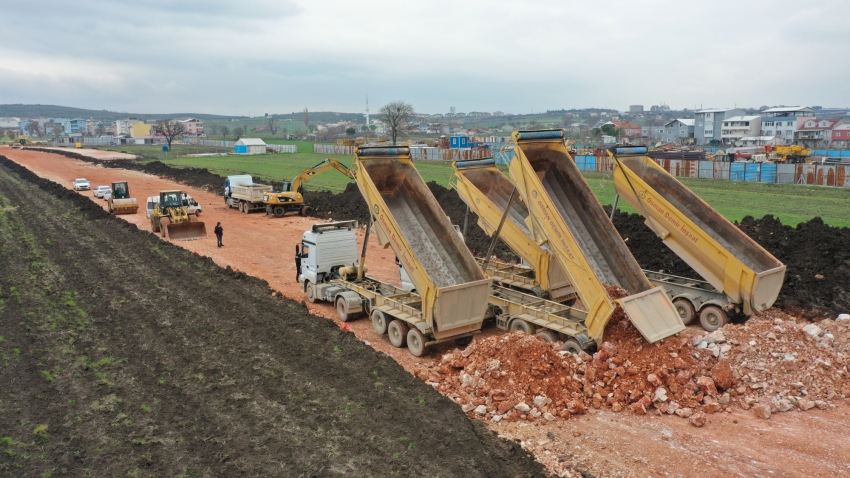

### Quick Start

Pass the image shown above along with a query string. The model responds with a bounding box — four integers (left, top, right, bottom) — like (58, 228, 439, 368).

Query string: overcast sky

(1, 0, 848, 116)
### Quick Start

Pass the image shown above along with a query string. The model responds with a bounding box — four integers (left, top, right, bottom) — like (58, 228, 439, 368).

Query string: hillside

(0, 104, 240, 121)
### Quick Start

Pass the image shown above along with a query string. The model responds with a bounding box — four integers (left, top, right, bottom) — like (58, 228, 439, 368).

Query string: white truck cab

(298, 221, 360, 286)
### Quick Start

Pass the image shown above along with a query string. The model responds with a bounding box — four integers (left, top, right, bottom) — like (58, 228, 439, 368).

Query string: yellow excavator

(150, 190, 207, 241)
(263, 158, 355, 218)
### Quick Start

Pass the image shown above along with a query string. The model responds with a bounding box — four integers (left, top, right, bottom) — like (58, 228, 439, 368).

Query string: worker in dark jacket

(214, 222, 223, 247)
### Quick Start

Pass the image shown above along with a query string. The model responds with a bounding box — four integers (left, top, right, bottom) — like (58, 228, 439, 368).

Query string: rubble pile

(418, 315, 732, 425)
(719, 310, 850, 417)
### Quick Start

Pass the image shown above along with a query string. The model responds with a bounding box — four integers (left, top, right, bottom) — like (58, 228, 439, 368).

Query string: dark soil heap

(0, 154, 545, 478)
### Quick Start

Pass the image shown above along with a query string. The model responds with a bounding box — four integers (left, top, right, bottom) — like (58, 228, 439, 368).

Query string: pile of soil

(0, 154, 545, 477)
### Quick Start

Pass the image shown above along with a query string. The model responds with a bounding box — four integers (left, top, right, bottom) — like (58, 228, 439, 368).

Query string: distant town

(2, 103, 849, 149)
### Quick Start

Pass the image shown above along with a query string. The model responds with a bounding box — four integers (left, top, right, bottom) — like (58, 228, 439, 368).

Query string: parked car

(103, 190, 112, 201)
(145, 193, 202, 219)
(73, 178, 91, 190)
(93, 186, 112, 198)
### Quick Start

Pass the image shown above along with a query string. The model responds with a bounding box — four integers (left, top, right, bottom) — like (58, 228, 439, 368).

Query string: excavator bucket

(164, 221, 207, 241)
(110, 198, 138, 215)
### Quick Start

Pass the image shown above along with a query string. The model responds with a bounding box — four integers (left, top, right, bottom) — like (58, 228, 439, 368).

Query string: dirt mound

(0, 154, 546, 478)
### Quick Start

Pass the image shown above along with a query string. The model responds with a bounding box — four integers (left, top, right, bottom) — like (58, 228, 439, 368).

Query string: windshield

(160, 192, 182, 208)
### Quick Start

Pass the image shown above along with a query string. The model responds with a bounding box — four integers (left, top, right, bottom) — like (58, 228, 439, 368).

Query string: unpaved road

(5, 146, 850, 477)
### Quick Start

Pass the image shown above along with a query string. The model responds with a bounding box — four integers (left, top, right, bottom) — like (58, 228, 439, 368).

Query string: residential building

(795, 118, 842, 147)
(629, 105, 644, 113)
(661, 119, 695, 144)
(67, 119, 87, 136)
(492, 111, 505, 116)
(831, 124, 850, 147)
(609, 120, 641, 137)
(641, 124, 664, 141)
(115, 118, 142, 136)
(0, 117, 20, 129)
(759, 106, 815, 144)
(720, 116, 762, 144)
(179, 118, 204, 136)
(694, 108, 745, 144)
(130, 123, 154, 137)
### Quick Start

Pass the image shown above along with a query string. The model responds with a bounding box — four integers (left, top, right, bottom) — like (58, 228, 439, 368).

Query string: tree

(379, 100, 414, 145)
(26, 121, 40, 137)
(346, 127, 356, 136)
(268, 117, 278, 136)
(303, 108, 309, 131)
(233, 127, 244, 141)
(209, 124, 219, 136)
(220, 126, 230, 138)
(600, 124, 620, 137)
(155, 120, 186, 148)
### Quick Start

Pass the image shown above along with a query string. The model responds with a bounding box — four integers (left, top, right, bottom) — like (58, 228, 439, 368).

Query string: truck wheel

(371, 310, 388, 335)
(273, 206, 285, 218)
(509, 318, 534, 335)
(388, 320, 408, 347)
(562, 338, 583, 355)
(336, 296, 354, 322)
(454, 336, 473, 346)
(241, 202, 249, 214)
(300, 205, 312, 216)
(699, 306, 728, 332)
(535, 329, 559, 343)
(150, 218, 159, 233)
(406, 328, 427, 357)
(306, 282, 318, 303)
(673, 299, 696, 325)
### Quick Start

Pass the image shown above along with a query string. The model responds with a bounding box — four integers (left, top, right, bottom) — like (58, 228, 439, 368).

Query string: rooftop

(722, 116, 761, 123)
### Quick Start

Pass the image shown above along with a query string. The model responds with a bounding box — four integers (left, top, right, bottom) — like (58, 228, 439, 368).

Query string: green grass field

(153, 152, 850, 227)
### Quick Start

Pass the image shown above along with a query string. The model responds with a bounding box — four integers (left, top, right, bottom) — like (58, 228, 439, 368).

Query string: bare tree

(220, 126, 230, 139)
(26, 121, 40, 137)
(267, 117, 278, 136)
(303, 108, 309, 131)
(209, 124, 219, 136)
(379, 101, 414, 145)
(155, 120, 186, 148)
(233, 127, 244, 141)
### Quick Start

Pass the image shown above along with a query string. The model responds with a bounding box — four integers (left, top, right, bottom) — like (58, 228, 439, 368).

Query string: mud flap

(165, 222, 208, 241)
(617, 287, 685, 343)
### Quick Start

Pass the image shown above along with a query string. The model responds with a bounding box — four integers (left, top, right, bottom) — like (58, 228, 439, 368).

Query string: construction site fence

(312, 143, 497, 161)
(700, 147, 850, 158)
(47, 136, 297, 153)
(574, 156, 850, 188)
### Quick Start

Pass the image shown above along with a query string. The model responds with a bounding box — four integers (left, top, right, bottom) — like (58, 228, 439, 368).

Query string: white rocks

(666, 401, 679, 415)
(784, 353, 796, 361)
(474, 405, 488, 416)
(533, 395, 549, 407)
(462, 404, 476, 412)
(674, 407, 693, 418)
(487, 359, 501, 372)
(653, 387, 669, 402)
(802, 324, 822, 338)
(837, 314, 850, 321)
(492, 414, 503, 423)
(543, 412, 557, 422)
(530, 408, 542, 418)
(514, 402, 531, 413)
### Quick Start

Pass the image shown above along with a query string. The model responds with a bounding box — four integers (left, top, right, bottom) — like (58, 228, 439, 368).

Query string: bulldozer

(263, 158, 355, 217)
(150, 190, 207, 241)
(107, 181, 139, 215)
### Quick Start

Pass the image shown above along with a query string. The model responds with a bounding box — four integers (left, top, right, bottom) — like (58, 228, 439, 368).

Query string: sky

(1, 0, 848, 116)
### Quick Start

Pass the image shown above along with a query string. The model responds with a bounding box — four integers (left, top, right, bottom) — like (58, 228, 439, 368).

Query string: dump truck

(450, 158, 575, 302)
(106, 181, 139, 215)
(224, 175, 273, 213)
(299, 146, 492, 356)
(264, 158, 355, 218)
(510, 130, 685, 343)
(150, 190, 208, 241)
(607, 145, 786, 329)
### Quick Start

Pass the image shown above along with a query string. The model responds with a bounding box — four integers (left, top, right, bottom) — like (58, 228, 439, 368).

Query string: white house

(759, 106, 815, 144)
(661, 119, 695, 144)
(234, 138, 267, 155)
(721, 116, 762, 144)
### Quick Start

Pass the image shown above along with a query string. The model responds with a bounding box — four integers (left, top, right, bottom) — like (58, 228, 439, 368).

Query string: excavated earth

(0, 156, 544, 477)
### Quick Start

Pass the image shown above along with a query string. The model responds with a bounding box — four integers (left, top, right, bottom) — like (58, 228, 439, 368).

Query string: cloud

(0, 0, 848, 114)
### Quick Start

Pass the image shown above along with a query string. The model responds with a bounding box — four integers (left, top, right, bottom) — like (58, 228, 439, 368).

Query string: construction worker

(214, 222, 224, 247)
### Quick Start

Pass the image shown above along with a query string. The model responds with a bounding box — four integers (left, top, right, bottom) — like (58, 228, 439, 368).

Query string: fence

(313, 144, 494, 161)
(574, 155, 850, 188)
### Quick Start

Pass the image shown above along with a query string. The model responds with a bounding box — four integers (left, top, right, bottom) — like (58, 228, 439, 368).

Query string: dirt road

(5, 147, 850, 477)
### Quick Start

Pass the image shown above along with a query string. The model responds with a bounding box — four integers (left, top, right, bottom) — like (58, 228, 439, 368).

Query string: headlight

(263, 195, 269, 201)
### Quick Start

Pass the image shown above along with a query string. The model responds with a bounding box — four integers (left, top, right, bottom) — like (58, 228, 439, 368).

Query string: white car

(93, 186, 112, 198)
(73, 178, 90, 190)
(103, 190, 112, 200)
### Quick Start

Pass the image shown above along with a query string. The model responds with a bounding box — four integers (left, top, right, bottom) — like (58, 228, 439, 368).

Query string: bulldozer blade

(165, 222, 208, 241)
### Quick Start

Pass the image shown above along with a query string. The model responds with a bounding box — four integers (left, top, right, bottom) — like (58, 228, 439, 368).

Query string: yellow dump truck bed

(355, 146, 491, 338)
(509, 130, 684, 343)
(608, 146, 786, 314)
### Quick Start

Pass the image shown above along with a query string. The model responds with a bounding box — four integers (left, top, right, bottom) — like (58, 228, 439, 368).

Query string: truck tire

(388, 320, 408, 347)
(273, 206, 285, 218)
(241, 201, 249, 214)
(300, 205, 312, 216)
(306, 282, 318, 303)
(535, 329, 559, 343)
(336, 296, 354, 322)
(699, 306, 728, 332)
(562, 338, 583, 355)
(673, 298, 696, 325)
(406, 328, 427, 357)
(371, 309, 388, 335)
(509, 318, 534, 335)
(454, 336, 473, 346)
